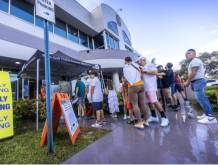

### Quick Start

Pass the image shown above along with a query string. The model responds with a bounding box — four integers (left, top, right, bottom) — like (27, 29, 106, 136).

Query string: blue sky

(76, 0, 218, 69)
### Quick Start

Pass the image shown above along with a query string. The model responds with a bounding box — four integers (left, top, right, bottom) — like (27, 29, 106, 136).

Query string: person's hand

(140, 68, 144, 74)
(184, 81, 190, 87)
(158, 72, 166, 76)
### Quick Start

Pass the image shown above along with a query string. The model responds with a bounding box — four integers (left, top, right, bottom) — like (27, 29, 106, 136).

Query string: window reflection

(68, 25, 79, 43)
(35, 16, 44, 28)
(54, 18, 67, 38)
(0, 0, 8, 13)
(11, 0, 34, 24)
(106, 33, 119, 49)
(79, 31, 88, 47)
(107, 21, 119, 35)
(122, 31, 131, 46)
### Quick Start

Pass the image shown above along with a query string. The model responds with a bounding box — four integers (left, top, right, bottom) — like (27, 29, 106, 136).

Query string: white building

(0, 0, 139, 98)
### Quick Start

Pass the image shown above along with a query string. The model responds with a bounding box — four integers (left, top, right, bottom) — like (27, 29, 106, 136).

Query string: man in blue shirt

(75, 77, 86, 119)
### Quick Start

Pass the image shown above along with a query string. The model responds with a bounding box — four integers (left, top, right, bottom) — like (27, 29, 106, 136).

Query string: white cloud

(140, 49, 156, 57)
(209, 29, 218, 36)
(198, 39, 218, 53)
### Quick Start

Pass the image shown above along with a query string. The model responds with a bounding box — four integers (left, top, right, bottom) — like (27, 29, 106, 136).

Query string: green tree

(179, 51, 218, 79)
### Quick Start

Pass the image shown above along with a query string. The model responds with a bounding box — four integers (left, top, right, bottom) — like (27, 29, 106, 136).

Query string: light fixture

(15, 61, 21, 65)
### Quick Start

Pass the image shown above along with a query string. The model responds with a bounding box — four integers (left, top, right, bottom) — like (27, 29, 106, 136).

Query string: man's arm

(185, 67, 199, 86)
(142, 70, 158, 75)
(91, 86, 95, 101)
(75, 87, 79, 96)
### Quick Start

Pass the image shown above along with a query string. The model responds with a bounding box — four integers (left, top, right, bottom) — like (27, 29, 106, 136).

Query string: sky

(76, 0, 218, 69)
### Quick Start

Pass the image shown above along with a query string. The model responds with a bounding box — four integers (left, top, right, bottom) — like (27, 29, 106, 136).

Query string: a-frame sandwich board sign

(40, 93, 80, 146)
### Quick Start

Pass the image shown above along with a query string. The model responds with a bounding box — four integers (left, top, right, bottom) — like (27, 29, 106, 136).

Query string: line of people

(75, 48, 217, 128)
(123, 56, 170, 129)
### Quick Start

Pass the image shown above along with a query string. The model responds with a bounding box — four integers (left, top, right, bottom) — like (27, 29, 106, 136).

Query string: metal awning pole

(36, 59, 40, 131)
(22, 79, 24, 99)
(17, 78, 19, 101)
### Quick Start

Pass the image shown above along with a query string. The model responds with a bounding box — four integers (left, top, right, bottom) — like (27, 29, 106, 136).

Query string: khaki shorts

(162, 88, 172, 99)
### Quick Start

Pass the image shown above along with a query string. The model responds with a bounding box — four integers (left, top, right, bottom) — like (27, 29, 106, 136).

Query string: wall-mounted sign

(0, 72, 14, 140)
(35, 0, 55, 23)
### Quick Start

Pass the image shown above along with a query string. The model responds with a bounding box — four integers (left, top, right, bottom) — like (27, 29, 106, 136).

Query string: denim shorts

(92, 102, 103, 111)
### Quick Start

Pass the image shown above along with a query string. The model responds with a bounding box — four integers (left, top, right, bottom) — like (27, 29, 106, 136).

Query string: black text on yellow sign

(0, 72, 14, 140)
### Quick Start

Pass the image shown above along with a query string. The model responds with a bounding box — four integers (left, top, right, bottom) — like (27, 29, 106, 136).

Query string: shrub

(206, 86, 218, 110)
(13, 99, 46, 121)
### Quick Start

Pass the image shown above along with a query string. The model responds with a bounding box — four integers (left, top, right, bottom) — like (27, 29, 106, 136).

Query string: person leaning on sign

(89, 69, 105, 128)
(184, 49, 217, 124)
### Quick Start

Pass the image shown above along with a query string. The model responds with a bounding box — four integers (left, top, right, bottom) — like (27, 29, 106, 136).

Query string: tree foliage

(179, 51, 218, 79)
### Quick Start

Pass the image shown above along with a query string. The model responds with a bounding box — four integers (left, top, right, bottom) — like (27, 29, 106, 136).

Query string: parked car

(206, 80, 218, 87)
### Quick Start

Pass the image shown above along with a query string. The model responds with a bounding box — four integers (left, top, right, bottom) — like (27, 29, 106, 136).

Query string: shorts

(145, 91, 158, 103)
(77, 97, 85, 104)
(175, 84, 184, 92)
(92, 102, 103, 111)
(162, 88, 171, 99)
(171, 84, 177, 95)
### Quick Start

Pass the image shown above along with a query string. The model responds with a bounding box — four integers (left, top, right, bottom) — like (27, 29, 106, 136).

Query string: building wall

(98, 4, 133, 50)
(0, 0, 135, 61)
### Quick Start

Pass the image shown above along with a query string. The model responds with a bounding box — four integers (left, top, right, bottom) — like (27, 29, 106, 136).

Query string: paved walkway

(64, 110, 218, 164)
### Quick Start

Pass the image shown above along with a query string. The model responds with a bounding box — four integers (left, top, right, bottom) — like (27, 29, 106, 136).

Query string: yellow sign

(0, 71, 14, 140)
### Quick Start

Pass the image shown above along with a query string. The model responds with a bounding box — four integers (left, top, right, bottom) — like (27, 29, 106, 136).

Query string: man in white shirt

(184, 49, 217, 124)
(138, 57, 169, 127)
(123, 56, 149, 129)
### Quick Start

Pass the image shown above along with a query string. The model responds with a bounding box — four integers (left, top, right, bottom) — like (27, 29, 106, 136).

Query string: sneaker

(187, 111, 196, 119)
(148, 116, 159, 123)
(134, 122, 144, 129)
(91, 123, 102, 128)
(160, 118, 169, 127)
(198, 116, 217, 124)
(197, 114, 206, 120)
(127, 120, 135, 124)
(143, 120, 149, 127)
(123, 115, 127, 120)
(184, 100, 190, 106)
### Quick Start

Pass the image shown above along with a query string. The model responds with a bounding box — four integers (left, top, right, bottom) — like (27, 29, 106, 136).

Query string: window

(94, 34, 104, 49)
(35, 16, 44, 28)
(125, 45, 133, 52)
(106, 33, 119, 49)
(89, 37, 93, 49)
(54, 18, 67, 38)
(0, 0, 8, 13)
(107, 21, 119, 35)
(79, 31, 88, 47)
(114, 40, 119, 49)
(48, 23, 54, 32)
(68, 25, 79, 43)
(122, 31, 131, 46)
(11, 0, 34, 24)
